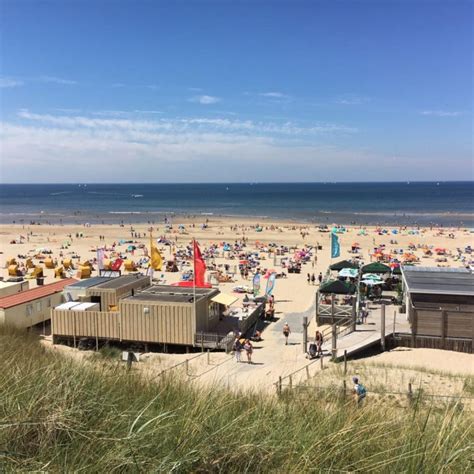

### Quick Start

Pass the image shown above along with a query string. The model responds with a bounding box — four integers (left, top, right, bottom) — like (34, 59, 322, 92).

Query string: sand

(2, 217, 473, 389)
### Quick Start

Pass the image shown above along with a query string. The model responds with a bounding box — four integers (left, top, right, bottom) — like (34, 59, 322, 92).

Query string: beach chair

(111, 259, 123, 271)
(7, 257, 17, 267)
(44, 258, 55, 269)
(26, 266, 44, 279)
(102, 259, 112, 270)
(124, 260, 137, 272)
(77, 265, 91, 279)
(54, 266, 65, 278)
(25, 258, 35, 269)
(63, 258, 73, 270)
(8, 264, 20, 277)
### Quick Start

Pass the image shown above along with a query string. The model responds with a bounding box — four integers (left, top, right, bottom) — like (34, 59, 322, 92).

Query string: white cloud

(420, 110, 462, 117)
(38, 75, 78, 85)
(259, 92, 288, 99)
(0, 77, 24, 88)
(335, 95, 370, 105)
(189, 95, 221, 105)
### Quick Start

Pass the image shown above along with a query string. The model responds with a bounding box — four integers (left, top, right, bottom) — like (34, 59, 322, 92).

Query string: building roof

(0, 278, 77, 309)
(402, 266, 474, 297)
(124, 284, 218, 304)
(65, 277, 112, 289)
(92, 274, 150, 290)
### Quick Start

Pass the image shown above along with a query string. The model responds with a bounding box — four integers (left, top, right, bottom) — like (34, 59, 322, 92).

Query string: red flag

(193, 240, 206, 287)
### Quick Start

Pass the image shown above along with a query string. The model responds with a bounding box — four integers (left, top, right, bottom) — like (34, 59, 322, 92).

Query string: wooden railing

(194, 332, 235, 352)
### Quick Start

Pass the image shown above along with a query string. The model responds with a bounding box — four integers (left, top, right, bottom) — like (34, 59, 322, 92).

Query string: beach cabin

(401, 266, 474, 352)
(52, 285, 237, 349)
(0, 280, 29, 298)
(0, 278, 77, 330)
(85, 274, 151, 310)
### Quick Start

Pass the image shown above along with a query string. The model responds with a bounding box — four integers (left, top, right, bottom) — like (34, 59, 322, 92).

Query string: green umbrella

(361, 262, 391, 274)
(319, 279, 356, 295)
(330, 260, 359, 271)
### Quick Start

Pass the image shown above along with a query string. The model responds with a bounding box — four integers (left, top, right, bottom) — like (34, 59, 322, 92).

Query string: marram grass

(0, 325, 472, 472)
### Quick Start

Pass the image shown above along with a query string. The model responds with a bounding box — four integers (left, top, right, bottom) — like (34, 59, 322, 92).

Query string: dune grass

(0, 325, 472, 472)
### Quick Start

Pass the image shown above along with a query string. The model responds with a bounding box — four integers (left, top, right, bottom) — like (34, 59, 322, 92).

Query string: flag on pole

(150, 233, 163, 270)
(265, 272, 276, 296)
(253, 272, 261, 296)
(96, 248, 105, 271)
(331, 232, 340, 259)
(193, 240, 206, 287)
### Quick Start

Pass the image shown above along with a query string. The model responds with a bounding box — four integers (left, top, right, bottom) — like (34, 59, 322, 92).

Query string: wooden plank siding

(52, 310, 120, 339)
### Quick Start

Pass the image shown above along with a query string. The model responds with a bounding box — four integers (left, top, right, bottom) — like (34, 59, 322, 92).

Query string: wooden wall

(52, 310, 120, 339)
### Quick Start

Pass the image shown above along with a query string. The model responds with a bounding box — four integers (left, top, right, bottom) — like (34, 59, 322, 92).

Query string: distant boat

(131, 194, 144, 198)
(225, 187, 229, 191)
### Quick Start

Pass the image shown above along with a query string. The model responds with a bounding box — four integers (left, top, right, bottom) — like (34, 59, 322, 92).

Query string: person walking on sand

(283, 322, 291, 345)
(243, 339, 253, 364)
(307, 273, 311, 284)
(233, 337, 243, 363)
(318, 272, 323, 284)
(311, 273, 316, 285)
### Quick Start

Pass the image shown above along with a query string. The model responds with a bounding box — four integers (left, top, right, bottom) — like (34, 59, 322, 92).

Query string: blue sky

(0, 0, 472, 182)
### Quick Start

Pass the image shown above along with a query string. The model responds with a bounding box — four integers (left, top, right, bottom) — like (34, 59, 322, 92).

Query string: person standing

(315, 330, 323, 356)
(307, 273, 311, 284)
(243, 339, 253, 364)
(233, 337, 243, 363)
(318, 272, 323, 284)
(311, 273, 316, 285)
(352, 376, 367, 406)
(283, 322, 291, 345)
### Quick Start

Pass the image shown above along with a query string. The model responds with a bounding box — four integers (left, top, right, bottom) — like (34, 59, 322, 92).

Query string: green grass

(1, 325, 472, 472)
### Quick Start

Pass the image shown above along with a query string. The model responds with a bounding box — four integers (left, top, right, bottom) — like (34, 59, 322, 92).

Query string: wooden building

(0, 279, 29, 298)
(402, 266, 474, 352)
(85, 274, 151, 310)
(51, 285, 237, 349)
(0, 278, 77, 330)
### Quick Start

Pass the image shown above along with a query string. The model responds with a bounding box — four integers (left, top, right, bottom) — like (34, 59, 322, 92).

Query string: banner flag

(331, 232, 340, 259)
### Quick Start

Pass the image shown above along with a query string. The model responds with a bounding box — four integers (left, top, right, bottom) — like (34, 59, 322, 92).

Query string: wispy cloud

(16, 109, 357, 137)
(0, 77, 24, 88)
(259, 91, 289, 99)
(420, 110, 462, 117)
(189, 95, 221, 105)
(38, 75, 78, 85)
(335, 95, 370, 105)
(188, 87, 203, 92)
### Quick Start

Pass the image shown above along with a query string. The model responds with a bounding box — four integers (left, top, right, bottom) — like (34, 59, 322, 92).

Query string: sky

(0, 0, 472, 183)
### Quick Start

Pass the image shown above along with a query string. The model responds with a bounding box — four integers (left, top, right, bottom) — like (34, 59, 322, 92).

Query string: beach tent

(319, 279, 356, 294)
(361, 279, 384, 286)
(360, 262, 391, 274)
(330, 260, 359, 271)
(362, 273, 382, 281)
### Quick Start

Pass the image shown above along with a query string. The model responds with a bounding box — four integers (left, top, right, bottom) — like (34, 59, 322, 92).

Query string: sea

(0, 182, 473, 227)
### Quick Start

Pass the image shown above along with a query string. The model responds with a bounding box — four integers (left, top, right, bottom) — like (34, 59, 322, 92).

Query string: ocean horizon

(1, 181, 473, 227)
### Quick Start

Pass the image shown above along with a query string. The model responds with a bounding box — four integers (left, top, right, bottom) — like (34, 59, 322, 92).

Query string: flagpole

(193, 238, 197, 336)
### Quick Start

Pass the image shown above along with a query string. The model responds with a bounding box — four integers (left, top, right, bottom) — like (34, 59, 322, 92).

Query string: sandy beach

(1, 217, 473, 386)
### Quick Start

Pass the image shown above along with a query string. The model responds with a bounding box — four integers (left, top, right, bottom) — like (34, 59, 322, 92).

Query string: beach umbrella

(319, 279, 356, 295)
(361, 279, 384, 286)
(338, 268, 358, 278)
(362, 273, 382, 281)
(330, 260, 359, 271)
(361, 262, 390, 274)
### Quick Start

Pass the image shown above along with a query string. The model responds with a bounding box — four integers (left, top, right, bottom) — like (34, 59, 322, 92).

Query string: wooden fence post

(320, 354, 324, 370)
(351, 296, 357, 332)
(207, 349, 210, 365)
(289, 375, 293, 389)
(185, 359, 189, 376)
(381, 303, 386, 352)
(278, 376, 282, 396)
(344, 350, 347, 375)
(201, 332, 204, 352)
(342, 380, 347, 399)
(408, 382, 413, 406)
(331, 324, 337, 360)
(303, 316, 308, 354)
(306, 365, 310, 379)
